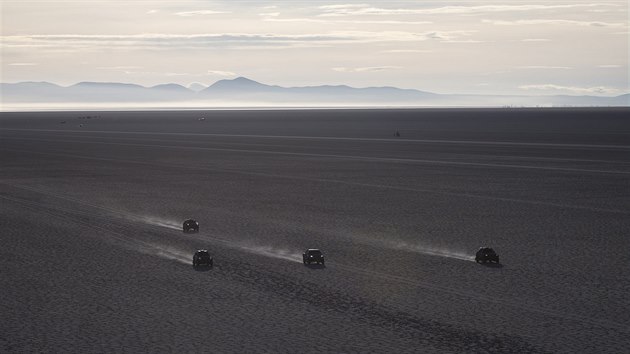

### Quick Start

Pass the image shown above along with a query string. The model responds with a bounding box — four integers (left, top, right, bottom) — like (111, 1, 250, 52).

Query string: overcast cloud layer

(1, 0, 628, 95)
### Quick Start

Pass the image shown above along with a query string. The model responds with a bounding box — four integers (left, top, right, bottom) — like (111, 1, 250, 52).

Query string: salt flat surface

(1, 108, 629, 353)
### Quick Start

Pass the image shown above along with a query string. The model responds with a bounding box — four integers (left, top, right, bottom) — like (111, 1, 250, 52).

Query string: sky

(1, 0, 628, 95)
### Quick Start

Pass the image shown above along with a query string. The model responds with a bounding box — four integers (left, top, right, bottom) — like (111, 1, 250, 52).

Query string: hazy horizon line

(3, 78, 628, 98)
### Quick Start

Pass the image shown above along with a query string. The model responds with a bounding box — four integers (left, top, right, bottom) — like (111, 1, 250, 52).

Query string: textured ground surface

(1, 108, 629, 353)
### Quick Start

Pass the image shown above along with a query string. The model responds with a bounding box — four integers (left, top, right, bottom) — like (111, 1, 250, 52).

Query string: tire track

(3, 148, 628, 215)
(3, 127, 629, 150)
(4, 136, 630, 175)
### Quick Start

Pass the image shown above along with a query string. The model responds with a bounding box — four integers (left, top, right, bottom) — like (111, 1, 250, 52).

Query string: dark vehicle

(476, 247, 500, 264)
(192, 249, 213, 267)
(183, 219, 199, 233)
(303, 249, 325, 265)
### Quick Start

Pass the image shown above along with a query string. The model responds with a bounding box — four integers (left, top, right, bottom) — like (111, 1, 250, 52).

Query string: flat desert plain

(1, 108, 629, 353)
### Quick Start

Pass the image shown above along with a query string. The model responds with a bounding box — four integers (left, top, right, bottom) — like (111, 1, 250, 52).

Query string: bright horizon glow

(1, 0, 628, 96)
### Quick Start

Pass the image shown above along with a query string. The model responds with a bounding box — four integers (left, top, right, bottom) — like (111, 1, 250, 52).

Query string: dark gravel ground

(1, 108, 629, 353)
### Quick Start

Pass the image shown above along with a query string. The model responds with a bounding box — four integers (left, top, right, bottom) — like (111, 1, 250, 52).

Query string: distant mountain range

(1, 77, 628, 108)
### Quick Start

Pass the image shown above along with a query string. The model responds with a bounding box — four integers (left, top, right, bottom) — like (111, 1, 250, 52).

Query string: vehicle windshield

(308, 250, 322, 255)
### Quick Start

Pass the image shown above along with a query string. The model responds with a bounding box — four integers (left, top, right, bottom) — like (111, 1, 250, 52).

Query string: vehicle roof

(306, 248, 321, 252)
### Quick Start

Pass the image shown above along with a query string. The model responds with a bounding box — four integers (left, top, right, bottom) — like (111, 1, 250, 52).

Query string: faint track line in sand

(332, 262, 630, 334)
(3, 148, 629, 215)
(7, 132, 630, 166)
(4, 136, 630, 176)
(3, 128, 630, 150)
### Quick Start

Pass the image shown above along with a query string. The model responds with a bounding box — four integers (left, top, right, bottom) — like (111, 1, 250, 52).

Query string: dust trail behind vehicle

(237, 245, 302, 263)
(137, 243, 191, 264)
(131, 215, 182, 231)
(383, 239, 475, 262)
(143, 216, 302, 263)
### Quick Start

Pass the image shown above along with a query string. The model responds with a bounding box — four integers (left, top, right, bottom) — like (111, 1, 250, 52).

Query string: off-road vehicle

(303, 249, 325, 265)
(192, 249, 213, 267)
(475, 247, 499, 264)
(183, 219, 199, 233)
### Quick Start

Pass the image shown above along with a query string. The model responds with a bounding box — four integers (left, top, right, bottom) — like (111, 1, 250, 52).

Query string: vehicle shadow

(304, 263, 326, 270)
(478, 262, 503, 269)
(192, 265, 213, 272)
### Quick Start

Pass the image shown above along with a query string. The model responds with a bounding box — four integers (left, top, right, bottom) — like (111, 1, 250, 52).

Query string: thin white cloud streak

(123, 70, 189, 76)
(381, 49, 433, 53)
(319, 4, 613, 16)
(598, 64, 622, 68)
(522, 38, 551, 42)
(516, 66, 572, 70)
(333, 66, 401, 72)
(441, 40, 485, 44)
(97, 66, 143, 70)
(482, 19, 627, 27)
(263, 17, 432, 25)
(8, 62, 38, 66)
(174, 10, 228, 17)
(519, 84, 622, 95)
(207, 70, 235, 76)
(1, 31, 477, 51)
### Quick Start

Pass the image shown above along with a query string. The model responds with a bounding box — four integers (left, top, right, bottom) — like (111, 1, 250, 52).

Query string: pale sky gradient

(1, 0, 628, 95)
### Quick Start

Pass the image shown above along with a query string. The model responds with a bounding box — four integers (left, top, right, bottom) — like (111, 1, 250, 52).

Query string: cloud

(381, 49, 432, 53)
(207, 70, 235, 76)
(174, 10, 228, 17)
(1, 33, 352, 51)
(147, 9, 158, 14)
(441, 40, 485, 44)
(332, 66, 401, 73)
(318, 4, 612, 16)
(122, 70, 189, 76)
(518, 84, 622, 95)
(8, 62, 38, 66)
(1, 30, 477, 51)
(482, 19, 627, 27)
(97, 66, 143, 70)
(521, 38, 551, 42)
(516, 66, 572, 70)
(598, 64, 622, 68)
(263, 17, 432, 25)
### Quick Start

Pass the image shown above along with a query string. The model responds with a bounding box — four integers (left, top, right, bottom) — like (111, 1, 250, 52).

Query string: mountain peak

(232, 76, 259, 83)
(205, 76, 269, 91)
